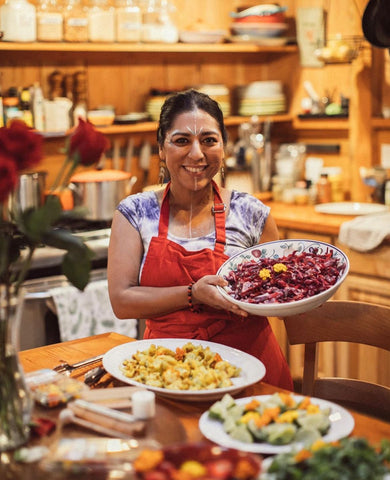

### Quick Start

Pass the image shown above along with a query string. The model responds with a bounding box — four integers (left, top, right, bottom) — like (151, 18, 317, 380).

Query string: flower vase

(0, 286, 33, 451)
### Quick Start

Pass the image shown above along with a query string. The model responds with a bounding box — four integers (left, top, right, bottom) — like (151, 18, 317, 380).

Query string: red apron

(140, 181, 293, 390)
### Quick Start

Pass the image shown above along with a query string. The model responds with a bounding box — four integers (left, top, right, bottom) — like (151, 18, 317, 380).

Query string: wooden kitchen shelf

(371, 117, 390, 129)
(0, 41, 298, 54)
(41, 114, 294, 138)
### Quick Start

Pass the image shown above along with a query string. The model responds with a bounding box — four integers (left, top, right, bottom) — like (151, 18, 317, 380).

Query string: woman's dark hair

(157, 89, 228, 147)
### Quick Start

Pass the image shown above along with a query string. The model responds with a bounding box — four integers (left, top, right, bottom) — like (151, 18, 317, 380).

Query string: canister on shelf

(0, 0, 37, 42)
(37, 0, 63, 42)
(88, 0, 115, 42)
(115, 0, 141, 42)
(63, 0, 88, 42)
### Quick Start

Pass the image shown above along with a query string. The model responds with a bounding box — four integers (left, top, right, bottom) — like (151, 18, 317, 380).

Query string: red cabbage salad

(224, 249, 346, 305)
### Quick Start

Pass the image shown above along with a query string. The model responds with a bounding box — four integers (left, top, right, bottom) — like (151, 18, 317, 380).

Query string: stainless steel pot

(8, 171, 47, 214)
(70, 169, 136, 221)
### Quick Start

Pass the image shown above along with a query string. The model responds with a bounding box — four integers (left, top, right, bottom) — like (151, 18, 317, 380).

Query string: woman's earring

(220, 164, 225, 186)
(158, 160, 167, 185)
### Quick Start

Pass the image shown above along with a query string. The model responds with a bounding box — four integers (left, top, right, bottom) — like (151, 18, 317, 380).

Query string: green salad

(262, 437, 390, 480)
(208, 393, 331, 446)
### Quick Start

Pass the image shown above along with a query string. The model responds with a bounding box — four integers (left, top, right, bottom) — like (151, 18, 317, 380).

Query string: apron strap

(158, 180, 226, 254)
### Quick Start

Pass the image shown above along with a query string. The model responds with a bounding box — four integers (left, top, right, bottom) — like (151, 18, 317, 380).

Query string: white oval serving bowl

(217, 239, 349, 317)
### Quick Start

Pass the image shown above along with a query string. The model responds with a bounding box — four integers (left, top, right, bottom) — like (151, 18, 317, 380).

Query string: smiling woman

(107, 89, 293, 390)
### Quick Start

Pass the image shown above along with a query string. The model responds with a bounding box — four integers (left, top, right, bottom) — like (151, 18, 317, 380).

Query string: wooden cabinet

(1, 0, 384, 198)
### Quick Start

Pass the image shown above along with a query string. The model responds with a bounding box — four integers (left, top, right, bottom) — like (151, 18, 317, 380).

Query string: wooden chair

(281, 300, 390, 421)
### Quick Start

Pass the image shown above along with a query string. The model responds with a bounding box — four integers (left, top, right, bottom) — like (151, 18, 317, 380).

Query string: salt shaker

(132, 390, 156, 419)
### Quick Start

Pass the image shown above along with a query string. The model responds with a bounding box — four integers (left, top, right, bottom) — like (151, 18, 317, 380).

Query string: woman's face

(159, 108, 224, 192)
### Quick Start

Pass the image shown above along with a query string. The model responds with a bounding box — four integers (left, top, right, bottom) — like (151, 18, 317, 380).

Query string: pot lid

(70, 169, 132, 183)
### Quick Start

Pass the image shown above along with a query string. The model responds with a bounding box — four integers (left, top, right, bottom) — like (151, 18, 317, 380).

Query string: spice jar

(37, 0, 63, 42)
(63, 0, 89, 42)
(0, 0, 37, 42)
(316, 173, 332, 204)
(115, 0, 141, 42)
(88, 0, 115, 42)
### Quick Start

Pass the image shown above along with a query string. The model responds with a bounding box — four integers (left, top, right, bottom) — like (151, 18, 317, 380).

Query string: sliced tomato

(205, 459, 234, 480)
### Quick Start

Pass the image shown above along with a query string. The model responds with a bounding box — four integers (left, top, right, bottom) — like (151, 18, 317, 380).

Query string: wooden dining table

(5, 332, 390, 480)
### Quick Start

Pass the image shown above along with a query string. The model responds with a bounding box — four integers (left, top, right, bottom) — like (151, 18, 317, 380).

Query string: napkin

(49, 279, 137, 342)
(338, 212, 390, 252)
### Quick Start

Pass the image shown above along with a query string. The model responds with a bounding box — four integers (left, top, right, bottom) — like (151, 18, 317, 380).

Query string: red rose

(0, 152, 18, 202)
(69, 118, 110, 166)
(0, 120, 43, 171)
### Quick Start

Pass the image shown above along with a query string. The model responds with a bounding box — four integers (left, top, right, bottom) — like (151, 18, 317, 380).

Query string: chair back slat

(282, 300, 390, 421)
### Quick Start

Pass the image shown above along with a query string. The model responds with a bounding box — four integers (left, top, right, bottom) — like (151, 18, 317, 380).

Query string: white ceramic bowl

(217, 239, 349, 317)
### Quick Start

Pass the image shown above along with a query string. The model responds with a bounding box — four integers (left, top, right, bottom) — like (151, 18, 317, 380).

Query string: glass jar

(63, 0, 88, 42)
(37, 0, 63, 42)
(115, 0, 141, 43)
(88, 0, 115, 42)
(0, 0, 36, 42)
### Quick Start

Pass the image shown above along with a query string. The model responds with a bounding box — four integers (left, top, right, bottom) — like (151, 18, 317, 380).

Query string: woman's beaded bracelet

(187, 282, 200, 313)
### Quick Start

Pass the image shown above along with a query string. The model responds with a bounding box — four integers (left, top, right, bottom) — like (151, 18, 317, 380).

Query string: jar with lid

(316, 173, 332, 204)
(88, 0, 115, 42)
(37, 0, 63, 41)
(0, 0, 36, 42)
(115, 0, 141, 42)
(63, 0, 89, 42)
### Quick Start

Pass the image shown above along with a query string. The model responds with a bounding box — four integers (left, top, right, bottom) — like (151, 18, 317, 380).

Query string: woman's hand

(191, 275, 249, 317)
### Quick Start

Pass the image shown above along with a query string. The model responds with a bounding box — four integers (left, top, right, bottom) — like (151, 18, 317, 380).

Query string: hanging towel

(49, 279, 137, 342)
(338, 212, 390, 252)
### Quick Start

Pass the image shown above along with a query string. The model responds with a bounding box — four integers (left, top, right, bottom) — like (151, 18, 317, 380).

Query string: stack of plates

(236, 81, 286, 116)
(193, 84, 231, 117)
(230, 4, 288, 45)
(145, 93, 169, 121)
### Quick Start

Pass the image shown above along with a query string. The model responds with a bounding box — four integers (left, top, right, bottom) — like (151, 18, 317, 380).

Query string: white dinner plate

(103, 339, 266, 402)
(199, 394, 355, 454)
(315, 202, 389, 216)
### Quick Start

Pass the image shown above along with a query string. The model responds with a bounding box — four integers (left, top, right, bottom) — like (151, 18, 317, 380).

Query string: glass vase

(0, 285, 33, 452)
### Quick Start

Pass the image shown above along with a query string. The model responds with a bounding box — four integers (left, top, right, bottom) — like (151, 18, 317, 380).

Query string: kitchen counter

(261, 201, 353, 237)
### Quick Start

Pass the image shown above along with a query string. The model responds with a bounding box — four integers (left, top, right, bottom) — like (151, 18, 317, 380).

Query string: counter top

(263, 201, 352, 237)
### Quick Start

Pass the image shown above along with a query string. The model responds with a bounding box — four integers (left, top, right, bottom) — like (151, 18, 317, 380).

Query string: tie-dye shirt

(117, 189, 270, 271)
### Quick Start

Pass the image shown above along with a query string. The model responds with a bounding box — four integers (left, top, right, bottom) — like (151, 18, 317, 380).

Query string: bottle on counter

(88, 0, 115, 42)
(20, 87, 34, 127)
(316, 173, 332, 204)
(0, 0, 37, 42)
(32, 82, 45, 131)
(37, 0, 63, 42)
(63, 0, 89, 42)
(3, 87, 22, 126)
(115, 0, 142, 43)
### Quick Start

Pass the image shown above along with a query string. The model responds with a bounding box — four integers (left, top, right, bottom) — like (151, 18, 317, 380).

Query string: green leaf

(62, 250, 93, 291)
(17, 197, 63, 243)
(41, 228, 88, 253)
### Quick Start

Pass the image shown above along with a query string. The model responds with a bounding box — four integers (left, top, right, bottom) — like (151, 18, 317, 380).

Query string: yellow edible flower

(311, 439, 327, 451)
(273, 263, 288, 273)
(275, 410, 299, 423)
(259, 268, 271, 280)
(180, 460, 207, 477)
(306, 404, 321, 414)
(240, 411, 261, 424)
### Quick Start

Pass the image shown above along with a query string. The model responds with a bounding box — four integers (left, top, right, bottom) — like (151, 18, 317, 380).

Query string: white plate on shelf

(199, 394, 355, 455)
(103, 339, 266, 402)
(315, 202, 389, 216)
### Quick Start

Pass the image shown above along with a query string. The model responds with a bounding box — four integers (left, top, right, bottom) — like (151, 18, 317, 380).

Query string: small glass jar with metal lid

(37, 0, 63, 42)
(88, 0, 115, 42)
(63, 0, 89, 42)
